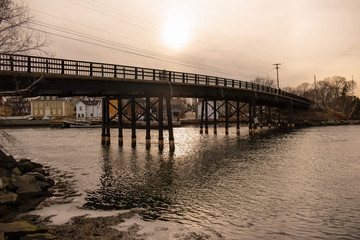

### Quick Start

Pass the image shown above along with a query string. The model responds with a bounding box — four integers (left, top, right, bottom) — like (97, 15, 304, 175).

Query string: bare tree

(252, 76, 276, 88)
(0, 0, 49, 54)
(0, 1, 50, 149)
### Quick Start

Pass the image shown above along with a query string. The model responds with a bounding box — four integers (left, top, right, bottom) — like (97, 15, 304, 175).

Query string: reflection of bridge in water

(0, 54, 311, 151)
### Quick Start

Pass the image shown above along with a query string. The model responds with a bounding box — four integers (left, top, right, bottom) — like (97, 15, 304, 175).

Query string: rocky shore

(0, 150, 55, 239)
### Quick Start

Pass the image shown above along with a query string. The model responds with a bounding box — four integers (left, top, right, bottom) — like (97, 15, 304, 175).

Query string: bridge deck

(0, 54, 311, 109)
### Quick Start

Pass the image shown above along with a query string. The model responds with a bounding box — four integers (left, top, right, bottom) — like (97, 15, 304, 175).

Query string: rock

(27, 172, 46, 181)
(17, 159, 37, 173)
(0, 149, 8, 159)
(31, 168, 46, 176)
(45, 178, 55, 187)
(0, 221, 47, 239)
(10, 174, 43, 196)
(34, 180, 51, 192)
(0, 155, 18, 169)
(20, 233, 57, 240)
(0, 167, 11, 177)
(16, 184, 42, 196)
(0, 190, 18, 204)
(12, 167, 22, 175)
(11, 174, 36, 188)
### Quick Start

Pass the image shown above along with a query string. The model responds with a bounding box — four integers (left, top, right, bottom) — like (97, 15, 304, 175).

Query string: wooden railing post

(90, 62, 93, 76)
(10, 56, 14, 71)
(27, 56, 31, 73)
(61, 60, 65, 74)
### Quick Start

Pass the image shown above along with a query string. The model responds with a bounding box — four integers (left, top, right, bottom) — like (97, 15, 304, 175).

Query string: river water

(3, 125, 360, 239)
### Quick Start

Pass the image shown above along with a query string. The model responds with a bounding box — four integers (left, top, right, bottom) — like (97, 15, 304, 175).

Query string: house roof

(77, 100, 101, 106)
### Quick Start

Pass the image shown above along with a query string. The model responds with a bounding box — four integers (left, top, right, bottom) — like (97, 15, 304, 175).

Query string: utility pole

(273, 63, 281, 89)
(352, 75, 354, 101)
(314, 75, 317, 106)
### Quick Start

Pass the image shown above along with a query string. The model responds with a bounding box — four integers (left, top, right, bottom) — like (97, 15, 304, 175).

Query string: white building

(75, 99, 102, 119)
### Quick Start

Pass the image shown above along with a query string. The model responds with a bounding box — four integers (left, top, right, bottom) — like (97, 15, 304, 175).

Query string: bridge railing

(0, 54, 311, 103)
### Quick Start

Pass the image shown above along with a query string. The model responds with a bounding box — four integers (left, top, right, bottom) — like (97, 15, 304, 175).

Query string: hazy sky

(28, 0, 360, 95)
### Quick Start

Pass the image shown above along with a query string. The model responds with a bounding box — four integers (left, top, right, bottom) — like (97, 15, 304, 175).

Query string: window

(52, 96, 56, 100)
(79, 106, 83, 111)
(81, 114, 84, 117)
(52, 102, 56, 107)
(40, 109, 43, 115)
(34, 102, 38, 107)
(40, 96, 44, 100)
(34, 109, 38, 115)
(78, 114, 80, 117)
(46, 102, 49, 107)
(40, 102, 43, 107)
(58, 102, 61, 107)
(58, 109, 61, 115)
(46, 96, 50, 100)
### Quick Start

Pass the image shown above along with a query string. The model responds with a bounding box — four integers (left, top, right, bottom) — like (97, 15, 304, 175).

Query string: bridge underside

(0, 72, 310, 109)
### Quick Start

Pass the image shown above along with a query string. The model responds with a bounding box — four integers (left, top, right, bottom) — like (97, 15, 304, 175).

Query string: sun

(162, 14, 192, 50)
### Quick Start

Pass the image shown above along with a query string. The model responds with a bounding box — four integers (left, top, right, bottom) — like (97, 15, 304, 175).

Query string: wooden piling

(236, 101, 240, 135)
(252, 98, 257, 134)
(158, 97, 164, 150)
(213, 100, 217, 134)
(205, 99, 209, 134)
(166, 97, 175, 151)
(101, 97, 106, 145)
(131, 97, 136, 148)
(249, 102, 252, 135)
(200, 99, 204, 134)
(225, 100, 229, 135)
(118, 98, 123, 146)
(105, 97, 111, 145)
(145, 97, 151, 149)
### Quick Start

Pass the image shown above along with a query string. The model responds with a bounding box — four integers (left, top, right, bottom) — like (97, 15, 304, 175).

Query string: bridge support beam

(101, 98, 106, 145)
(252, 98, 257, 134)
(205, 99, 209, 134)
(118, 98, 123, 147)
(259, 105, 263, 129)
(225, 100, 229, 135)
(145, 97, 151, 150)
(166, 97, 175, 151)
(200, 99, 204, 134)
(267, 105, 271, 128)
(213, 100, 217, 134)
(287, 101, 294, 128)
(131, 97, 136, 148)
(158, 97, 164, 151)
(249, 102, 252, 135)
(236, 101, 240, 135)
(102, 97, 111, 145)
(277, 108, 281, 127)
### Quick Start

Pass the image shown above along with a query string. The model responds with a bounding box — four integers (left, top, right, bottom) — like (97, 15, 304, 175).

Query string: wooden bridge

(0, 54, 311, 151)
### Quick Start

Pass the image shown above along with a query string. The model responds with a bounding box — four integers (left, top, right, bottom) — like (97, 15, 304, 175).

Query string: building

(2, 96, 31, 116)
(75, 99, 102, 119)
(31, 96, 75, 118)
(0, 100, 12, 117)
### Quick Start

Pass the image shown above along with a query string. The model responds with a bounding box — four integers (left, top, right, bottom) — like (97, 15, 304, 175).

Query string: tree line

(253, 76, 357, 114)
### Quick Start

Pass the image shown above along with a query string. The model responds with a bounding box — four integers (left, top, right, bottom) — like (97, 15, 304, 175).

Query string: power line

(31, 20, 232, 74)
(28, 26, 251, 77)
(62, 0, 259, 79)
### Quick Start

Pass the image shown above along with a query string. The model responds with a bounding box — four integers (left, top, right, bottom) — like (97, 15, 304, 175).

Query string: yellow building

(0, 101, 12, 117)
(31, 96, 75, 118)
